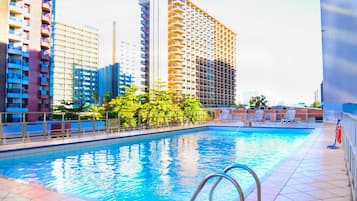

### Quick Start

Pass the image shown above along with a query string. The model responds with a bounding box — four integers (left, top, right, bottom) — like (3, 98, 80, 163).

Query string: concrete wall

(320, 0, 357, 121)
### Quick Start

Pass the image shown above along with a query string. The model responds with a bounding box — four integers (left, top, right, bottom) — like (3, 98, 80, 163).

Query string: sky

(56, 0, 323, 106)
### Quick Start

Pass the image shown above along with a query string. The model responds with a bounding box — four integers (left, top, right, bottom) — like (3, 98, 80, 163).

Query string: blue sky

(56, 0, 323, 105)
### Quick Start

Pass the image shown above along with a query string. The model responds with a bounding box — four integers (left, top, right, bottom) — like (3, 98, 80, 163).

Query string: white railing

(342, 112, 357, 200)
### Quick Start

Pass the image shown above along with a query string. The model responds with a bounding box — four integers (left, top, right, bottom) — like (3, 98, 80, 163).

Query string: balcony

(169, 42, 184, 47)
(40, 77, 49, 87)
(41, 50, 50, 60)
(141, 13, 149, 19)
(23, 21, 30, 30)
(172, 0, 184, 6)
(41, 27, 50, 36)
(41, 38, 50, 49)
(169, 20, 184, 27)
(39, 89, 49, 99)
(169, 50, 184, 56)
(141, 53, 149, 58)
(42, 1, 51, 11)
(141, 60, 149, 65)
(40, 63, 49, 73)
(169, 28, 184, 34)
(170, 6, 184, 13)
(141, 46, 149, 52)
(168, 72, 184, 77)
(141, 33, 149, 39)
(169, 64, 184, 70)
(7, 58, 22, 69)
(9, 15, 23, 27)
(141, 26, 148, 32)
(7, 43, 23, 55)
(169, 34, 183, 41)
(9, 1, 23, 14)
(169, 13, 184, 20)
(41, 14, 51, 24)
(7, 73, 28, 84)
(8, 30, 22, 41)
(141, 39, 149, 45)
(141, 19, 148, 26)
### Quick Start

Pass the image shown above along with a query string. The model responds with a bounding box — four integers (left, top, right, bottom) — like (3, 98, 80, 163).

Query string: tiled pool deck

(0, 122, 352, 201)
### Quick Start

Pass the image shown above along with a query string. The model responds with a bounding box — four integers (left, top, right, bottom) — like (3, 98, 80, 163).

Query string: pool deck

(0, 122, 352, 201)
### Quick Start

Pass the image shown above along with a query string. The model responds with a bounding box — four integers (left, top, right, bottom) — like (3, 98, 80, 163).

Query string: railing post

(305, 109, 309, 122)
(61, 112, 65, 133)
(22, 112, 27, 142)
(92, 112, 96, 133)
(105, 112, 109, 133)
(43, 112, 47, 139)
(78, 113, 81, 133)
(138, 111, 141, 130)
(118, 112, 120, 132)
(0, 113, 3, 144)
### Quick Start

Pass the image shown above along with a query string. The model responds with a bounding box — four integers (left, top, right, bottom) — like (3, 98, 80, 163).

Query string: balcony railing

(8, 58, 22, 65)
(7, 88, 28, 94)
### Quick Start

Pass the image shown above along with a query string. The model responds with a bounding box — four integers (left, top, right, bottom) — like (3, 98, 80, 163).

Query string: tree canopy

(249, 95, 268, 109)
(89, 84, 209, 128)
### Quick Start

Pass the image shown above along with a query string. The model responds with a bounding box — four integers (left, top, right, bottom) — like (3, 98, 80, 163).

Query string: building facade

(320, 0, 357, 121)
(0, 0, 54, 121)
(52, 22, 99, 107)
(139, 0, 236, 107)
(118, 41, 140, 88)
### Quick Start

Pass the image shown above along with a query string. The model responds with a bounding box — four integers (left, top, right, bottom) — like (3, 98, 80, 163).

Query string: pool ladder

(190, 164, 261, 201)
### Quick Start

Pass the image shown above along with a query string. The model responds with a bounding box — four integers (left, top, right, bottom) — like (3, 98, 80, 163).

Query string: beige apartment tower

(52, 22, 99, 107)
(139, 0, 236, 107)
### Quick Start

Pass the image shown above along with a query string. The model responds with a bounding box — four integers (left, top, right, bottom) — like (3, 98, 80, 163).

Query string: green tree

(180, 95, 206, 124)
(104, 92, 112, 104)
(249, 95, 268, 109)
(92, 91, 99, 104)
(106, 85, 141, 128)
(53, 100, 89, 120)
(310, 101, 321, 108)
(139, 83, 181, 127)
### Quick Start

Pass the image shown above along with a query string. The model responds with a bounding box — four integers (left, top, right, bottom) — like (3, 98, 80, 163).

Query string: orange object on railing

(336, 124, 342, 144)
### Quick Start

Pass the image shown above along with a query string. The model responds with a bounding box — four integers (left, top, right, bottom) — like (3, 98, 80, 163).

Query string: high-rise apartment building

(0, 0, 54, 121)
(118, 41, 140, 88)
(139, 0, 236, 107)
(52, 22, 99, 107)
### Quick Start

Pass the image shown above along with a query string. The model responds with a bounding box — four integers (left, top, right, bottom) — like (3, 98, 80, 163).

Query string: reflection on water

(0, 128, 310, 201)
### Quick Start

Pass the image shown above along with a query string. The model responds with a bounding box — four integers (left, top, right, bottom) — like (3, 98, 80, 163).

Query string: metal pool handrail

(190, 172, 244, 201)
(209, 164, 261, 201)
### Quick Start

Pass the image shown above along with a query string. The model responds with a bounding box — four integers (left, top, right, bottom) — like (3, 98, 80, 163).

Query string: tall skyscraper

(0, 0, 54, 121)
(52, 22, 99, 107)
(139, 0, 236, 107)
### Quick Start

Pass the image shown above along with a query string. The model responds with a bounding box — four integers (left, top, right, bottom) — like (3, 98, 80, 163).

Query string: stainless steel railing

(190, 163, 261, 201)
(342, 113, 357, 200)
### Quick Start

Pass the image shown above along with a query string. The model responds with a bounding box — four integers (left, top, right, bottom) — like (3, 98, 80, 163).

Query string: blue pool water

(0, 127, 312, 201)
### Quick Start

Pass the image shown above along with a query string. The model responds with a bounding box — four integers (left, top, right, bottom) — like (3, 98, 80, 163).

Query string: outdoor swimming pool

(0, 127, 313, 201)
